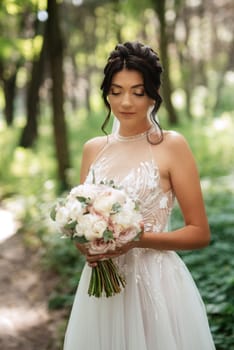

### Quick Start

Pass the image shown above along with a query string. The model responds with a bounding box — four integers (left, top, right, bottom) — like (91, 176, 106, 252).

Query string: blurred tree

(122, 0, 179, 123)
(153, 0, 178, 124)
(0, 2, 24, 125)
(0, 61, 19, 125)
(210, 1, 234, 112)
(46, 0, 70, 190)
(173, 0, 234, 117)
(20, 16, 47, 147)
(1, 0, 234, 189)
(172, 0, 194, 119)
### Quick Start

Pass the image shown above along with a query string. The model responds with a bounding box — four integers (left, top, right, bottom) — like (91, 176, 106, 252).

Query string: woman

(64, 42, 215, 349)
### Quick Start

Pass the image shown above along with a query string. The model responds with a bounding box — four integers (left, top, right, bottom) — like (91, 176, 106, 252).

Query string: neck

(118, 122, 152, 137)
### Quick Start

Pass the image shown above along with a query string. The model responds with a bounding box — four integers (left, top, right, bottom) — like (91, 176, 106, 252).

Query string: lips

(119, 112, 135, 115)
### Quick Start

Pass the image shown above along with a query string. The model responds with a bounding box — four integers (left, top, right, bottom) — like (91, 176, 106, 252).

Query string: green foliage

(1, 112, 233, 348)
(171, 174, 234, 349)
(43, 235, 85, 310)
(170, 117, 234, 348)
(169, 113, 234, 178)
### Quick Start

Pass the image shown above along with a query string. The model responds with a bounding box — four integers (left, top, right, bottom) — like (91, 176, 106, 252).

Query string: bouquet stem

(88, 259, 126, 297)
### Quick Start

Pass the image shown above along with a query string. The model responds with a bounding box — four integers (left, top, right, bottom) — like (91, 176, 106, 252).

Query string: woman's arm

(79, 136, 107, 184)
(137, 132, 210, 251)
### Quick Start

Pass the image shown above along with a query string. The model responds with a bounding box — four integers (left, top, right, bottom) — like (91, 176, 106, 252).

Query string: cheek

(140, 102, 152, 112)
(108, 98, 118, 111)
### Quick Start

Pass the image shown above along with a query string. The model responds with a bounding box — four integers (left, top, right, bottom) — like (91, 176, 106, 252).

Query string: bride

(63, 41, 215, 350)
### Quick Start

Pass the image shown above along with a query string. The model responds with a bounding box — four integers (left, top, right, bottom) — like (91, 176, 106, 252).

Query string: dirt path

(0, 209, 65, 350)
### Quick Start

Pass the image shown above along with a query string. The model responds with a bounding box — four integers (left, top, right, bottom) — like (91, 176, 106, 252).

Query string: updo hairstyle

(100, 41, 163, 144)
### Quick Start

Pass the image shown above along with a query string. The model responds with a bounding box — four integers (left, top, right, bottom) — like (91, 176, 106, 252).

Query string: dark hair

(100, 41, 163, 144)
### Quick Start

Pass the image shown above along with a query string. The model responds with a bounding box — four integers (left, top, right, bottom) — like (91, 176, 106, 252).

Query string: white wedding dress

(63, 129, 215, 350)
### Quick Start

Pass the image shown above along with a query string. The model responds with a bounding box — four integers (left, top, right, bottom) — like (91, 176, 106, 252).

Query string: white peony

(93, 188, 126, 217)
(65, 198, 84, 222)
(112, 207, 141, 230)
(69, 184, 99, 202)
(55, 205, 70, 227)
(74, 213, 107, 241)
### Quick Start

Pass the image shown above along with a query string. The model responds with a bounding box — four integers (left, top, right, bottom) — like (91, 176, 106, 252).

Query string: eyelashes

(110, 91, 120, 96)
(134, 92, 145, 96)
(109, 90, 145, 96)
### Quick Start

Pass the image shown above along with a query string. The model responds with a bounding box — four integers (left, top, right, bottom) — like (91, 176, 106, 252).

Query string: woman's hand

(76, 241, 137, 267)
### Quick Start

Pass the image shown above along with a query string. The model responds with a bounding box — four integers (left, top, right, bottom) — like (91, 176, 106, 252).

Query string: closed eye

(132, 87, 145, 96)
(134, 92, 145, 96)
(109, 87, 122, 95)
(110, 91, 121, 96)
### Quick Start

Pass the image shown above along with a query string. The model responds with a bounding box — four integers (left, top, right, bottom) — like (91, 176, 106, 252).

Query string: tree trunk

(19, 26, 47, 147)
(47, 0, 70, 190)
(0, 61, 18, 126)
(3, 72, 17, 126)
(179, 9, 193, 120)
(213, 38, 234, 111)
(154, 0, 178, 124)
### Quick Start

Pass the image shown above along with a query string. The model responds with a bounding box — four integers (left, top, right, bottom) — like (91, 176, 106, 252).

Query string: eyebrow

(110, 83, 144, 89)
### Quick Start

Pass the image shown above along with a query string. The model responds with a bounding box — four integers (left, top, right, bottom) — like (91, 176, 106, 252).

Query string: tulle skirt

(63, 249, 215, 350)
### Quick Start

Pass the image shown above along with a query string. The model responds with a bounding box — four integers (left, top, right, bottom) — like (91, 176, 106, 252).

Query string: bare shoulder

(153, 130, 195, 169)
(84, 135, 108, 151)
(82, 135, 108, 162)
(162, 130, 192, 155)
(80, 135, 109, 183)
(161, 129, 197, 172)
(163, 130, 189, 147)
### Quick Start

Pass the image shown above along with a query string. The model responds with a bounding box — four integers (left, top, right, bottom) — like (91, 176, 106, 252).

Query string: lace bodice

(85, 129, 175, 233)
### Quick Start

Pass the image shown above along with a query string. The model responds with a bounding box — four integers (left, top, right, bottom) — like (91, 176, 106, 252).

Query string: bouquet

(50, 181, 143, 297)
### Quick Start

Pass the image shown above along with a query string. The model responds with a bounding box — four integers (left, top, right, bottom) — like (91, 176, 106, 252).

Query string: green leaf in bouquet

(109, 179, 115, 187)
(103, 229, 114, 242)
(111, 202, 121, 214)
(134, 200, 141, 211)
(76, 196, 88, 203)
(64, 221, 77, 230)
(100, 179, 119, 189)
(73, 235, 89, 244)
(50, 205, 57, 221)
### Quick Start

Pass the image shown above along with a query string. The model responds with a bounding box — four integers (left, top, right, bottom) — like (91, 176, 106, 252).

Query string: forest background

(0, 0, 233, 349)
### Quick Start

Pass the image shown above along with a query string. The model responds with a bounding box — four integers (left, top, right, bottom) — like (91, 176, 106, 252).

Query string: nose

(121, 93, 132, 108)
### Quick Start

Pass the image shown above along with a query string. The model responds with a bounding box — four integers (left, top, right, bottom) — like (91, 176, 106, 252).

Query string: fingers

(88, 261, 98, 267)
(84, 245, 131, 266)
(86, 250, 122, 263)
